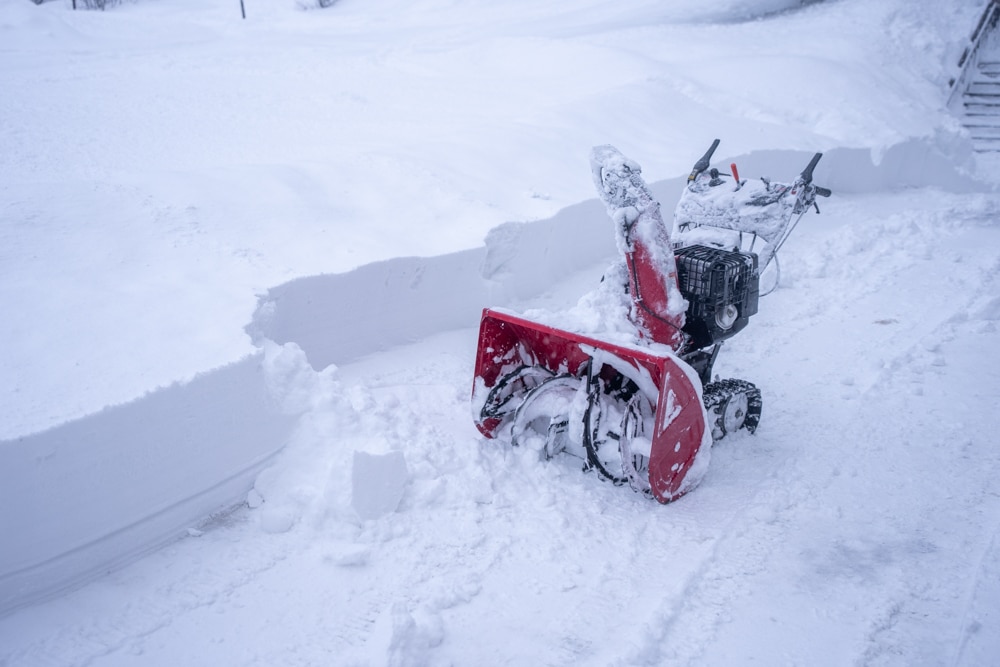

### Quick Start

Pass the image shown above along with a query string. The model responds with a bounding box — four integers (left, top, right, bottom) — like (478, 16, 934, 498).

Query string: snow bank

(249, 135, 992, 372)
(247, 195, 620, 371)
(0, 355, 297, 616)
(735, 138, 986, 195)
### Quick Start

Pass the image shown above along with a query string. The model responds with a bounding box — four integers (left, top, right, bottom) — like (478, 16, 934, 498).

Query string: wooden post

(240, 0, 246, 19)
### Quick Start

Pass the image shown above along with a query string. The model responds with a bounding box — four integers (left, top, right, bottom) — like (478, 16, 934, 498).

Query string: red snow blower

(472, 140, 830, 502)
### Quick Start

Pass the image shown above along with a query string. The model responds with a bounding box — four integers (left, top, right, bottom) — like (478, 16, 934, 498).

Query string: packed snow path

(2, 188, 998, 666)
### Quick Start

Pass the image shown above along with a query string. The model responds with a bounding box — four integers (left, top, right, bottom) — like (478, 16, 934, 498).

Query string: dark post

(240, 0, 246, 18)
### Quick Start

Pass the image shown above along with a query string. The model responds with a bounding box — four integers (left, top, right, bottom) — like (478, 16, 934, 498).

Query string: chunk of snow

(259, 507, 296, 534)
(351, 450, 409, 521)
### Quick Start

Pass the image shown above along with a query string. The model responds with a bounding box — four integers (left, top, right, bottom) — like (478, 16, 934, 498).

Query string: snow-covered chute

(472, 140, 829, 502)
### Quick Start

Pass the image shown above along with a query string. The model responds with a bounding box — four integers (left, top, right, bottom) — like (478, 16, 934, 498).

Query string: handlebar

(798, 152, 831, 201)
(689, 140, 832, 198)
(799, 152, 822, 185)
(688, 138, 720, 181)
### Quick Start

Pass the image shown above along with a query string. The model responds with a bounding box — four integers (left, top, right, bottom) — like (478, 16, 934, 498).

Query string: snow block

(351, 450, 408, 520)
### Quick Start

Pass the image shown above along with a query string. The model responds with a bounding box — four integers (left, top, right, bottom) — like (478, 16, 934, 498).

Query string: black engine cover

(674, 244, 759, 349)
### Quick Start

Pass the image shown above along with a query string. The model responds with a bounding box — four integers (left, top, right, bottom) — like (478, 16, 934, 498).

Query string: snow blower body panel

(472, 308, 709, 503)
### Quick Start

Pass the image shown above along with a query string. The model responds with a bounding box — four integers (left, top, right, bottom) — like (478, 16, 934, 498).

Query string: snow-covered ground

(2, 0, 1000, 664)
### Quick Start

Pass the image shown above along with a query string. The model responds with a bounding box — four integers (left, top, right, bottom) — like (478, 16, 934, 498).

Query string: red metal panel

(472, 308, 707, 503)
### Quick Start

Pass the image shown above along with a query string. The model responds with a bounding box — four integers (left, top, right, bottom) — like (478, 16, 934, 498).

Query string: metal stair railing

(948, 0, 1000, 108)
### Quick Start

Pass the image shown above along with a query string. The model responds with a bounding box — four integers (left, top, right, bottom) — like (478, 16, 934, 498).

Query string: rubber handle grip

(690, 139, 721, 177)
(800, 152, 822, 184)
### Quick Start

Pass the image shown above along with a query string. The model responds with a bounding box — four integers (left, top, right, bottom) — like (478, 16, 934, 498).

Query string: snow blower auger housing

(472, 310, 710, 502)
(472, 140, 830, 502)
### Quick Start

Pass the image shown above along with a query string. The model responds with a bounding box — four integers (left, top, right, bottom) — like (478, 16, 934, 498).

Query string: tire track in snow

(0, 516, 292, 667)
(352, 345, 761, 666)
(951, 519, 1000, 667)
(613, 454, 806, 665)
(612, 191, 1000, 665)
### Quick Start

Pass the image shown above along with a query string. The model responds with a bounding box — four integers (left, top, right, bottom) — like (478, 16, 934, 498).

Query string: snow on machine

(471, 140, 830, 502)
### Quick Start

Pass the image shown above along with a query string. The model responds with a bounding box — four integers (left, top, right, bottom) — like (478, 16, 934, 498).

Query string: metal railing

(949, 0, 1000, 106)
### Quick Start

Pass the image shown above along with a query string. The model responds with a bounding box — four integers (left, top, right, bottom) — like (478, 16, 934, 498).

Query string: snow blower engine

(471, 139, 830, 502)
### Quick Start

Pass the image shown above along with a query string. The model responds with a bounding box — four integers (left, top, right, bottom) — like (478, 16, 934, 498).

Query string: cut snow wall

(248, 137, 990, 373)
(247, 251, 491, 372)
(247, 198, 622, 371)
(727, 139, 985, 195)
(0, 355, 295, 617)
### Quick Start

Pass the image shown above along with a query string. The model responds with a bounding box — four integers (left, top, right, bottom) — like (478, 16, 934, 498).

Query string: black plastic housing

(675, 245, 759, 350)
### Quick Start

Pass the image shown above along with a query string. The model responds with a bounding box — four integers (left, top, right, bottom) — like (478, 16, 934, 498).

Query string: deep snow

(2, 0, 1000, 665)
